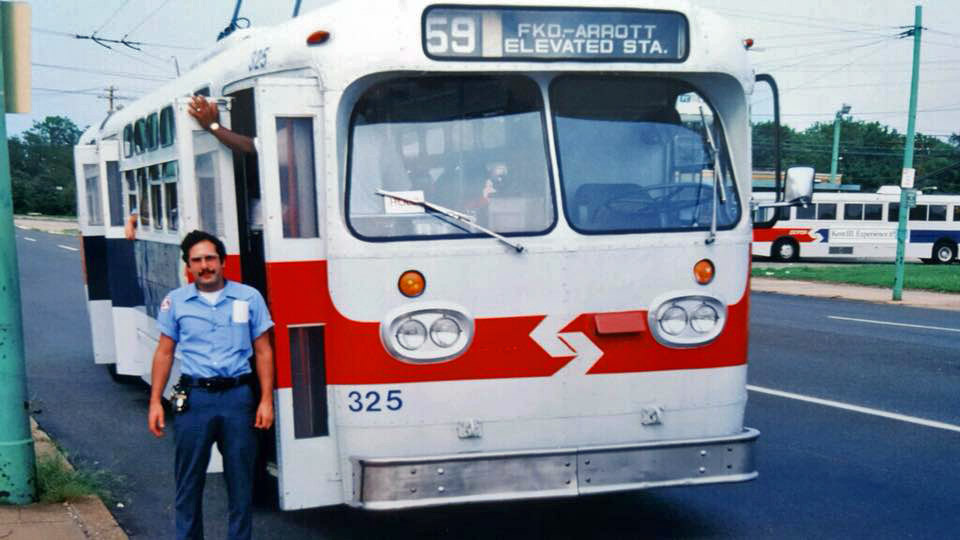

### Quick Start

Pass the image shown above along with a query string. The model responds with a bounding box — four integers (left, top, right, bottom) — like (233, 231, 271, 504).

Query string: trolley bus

(74, 0, 808, 510)
(753, 187, 960, 263)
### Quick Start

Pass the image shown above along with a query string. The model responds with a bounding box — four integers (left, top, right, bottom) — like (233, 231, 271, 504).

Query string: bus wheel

(771, 238, 799, 262)
(933, 241, 957, 264)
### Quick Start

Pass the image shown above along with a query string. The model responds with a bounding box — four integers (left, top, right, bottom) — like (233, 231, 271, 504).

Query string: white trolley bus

(74, 0, 796, 510)
(753, 187, 960, 263)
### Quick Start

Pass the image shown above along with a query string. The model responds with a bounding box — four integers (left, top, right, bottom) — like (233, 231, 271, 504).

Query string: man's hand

(254, 399, 274, 430)
(188, 95, 219, 131)
(148, 400, 166, 437)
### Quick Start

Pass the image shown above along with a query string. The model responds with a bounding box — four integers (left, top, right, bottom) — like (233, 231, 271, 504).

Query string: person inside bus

(148, 230, 274, 540)
(125, 96, 258, 240)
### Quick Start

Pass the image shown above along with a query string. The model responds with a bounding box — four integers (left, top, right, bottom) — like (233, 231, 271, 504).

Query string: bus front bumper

(351, 428, 759, 509)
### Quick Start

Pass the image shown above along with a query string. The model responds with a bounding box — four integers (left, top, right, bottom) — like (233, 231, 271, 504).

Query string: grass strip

(35, 455, 116, 504)
(751, 263, 960, 293)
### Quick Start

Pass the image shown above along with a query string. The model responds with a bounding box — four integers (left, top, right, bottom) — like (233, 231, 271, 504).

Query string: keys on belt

(180, 373, 254, 390)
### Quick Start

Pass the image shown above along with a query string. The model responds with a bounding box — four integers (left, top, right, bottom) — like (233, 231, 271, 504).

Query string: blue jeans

(173, 384, 258, 540)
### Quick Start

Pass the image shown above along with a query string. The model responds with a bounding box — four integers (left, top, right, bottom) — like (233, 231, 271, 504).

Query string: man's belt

(180, 373, 254, 390)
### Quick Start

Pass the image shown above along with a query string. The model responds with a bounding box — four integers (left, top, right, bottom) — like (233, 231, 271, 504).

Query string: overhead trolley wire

(93, 0, 133, 35)
(123, 0, 175, 38)
(32, 62, 173, 82)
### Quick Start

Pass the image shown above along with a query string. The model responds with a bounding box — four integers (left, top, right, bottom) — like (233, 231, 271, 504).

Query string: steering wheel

(595, 183, 711, 226)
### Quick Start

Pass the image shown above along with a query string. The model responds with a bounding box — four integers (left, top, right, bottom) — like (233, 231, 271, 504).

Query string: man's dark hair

(180, 230, 226, 263)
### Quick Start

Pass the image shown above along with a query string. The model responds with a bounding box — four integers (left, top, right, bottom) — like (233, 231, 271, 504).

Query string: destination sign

(423, 7, 688, 61)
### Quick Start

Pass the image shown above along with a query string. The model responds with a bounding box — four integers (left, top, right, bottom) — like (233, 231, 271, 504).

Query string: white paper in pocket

(232, 300, 250, 324)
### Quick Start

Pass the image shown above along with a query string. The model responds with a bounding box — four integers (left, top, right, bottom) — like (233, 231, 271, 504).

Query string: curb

(751, 277, 960, 311)
(31, 418, 128, 540)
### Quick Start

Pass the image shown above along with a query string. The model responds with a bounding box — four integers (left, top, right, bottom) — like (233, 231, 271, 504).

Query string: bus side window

(816, 203, 836, 220)
(777, 206, 791, 220)
(125, 170, 137, 218)
(145, 113, 159, 151)
(843, 203, 863, 220)
(134, 119, 146, 155)
(954, 205, 960, 222)
(163, 161, 179, 231)
(864, 203, 882, 221)
(276, 117, 319, 238)
(796, 204, 815, 220)
(123, 125, 134, 158)
(106, 161, 124, 226)
(160, 106, 176, 147)
(137, 168, 151, 227)
(888, 202, 899, 222)
(150, 164, 164, 230)
(909, 204, 927, 221)
(194, 134, 224, 237)
(84, 164, 103, 226)
(928, 204, 946, 222)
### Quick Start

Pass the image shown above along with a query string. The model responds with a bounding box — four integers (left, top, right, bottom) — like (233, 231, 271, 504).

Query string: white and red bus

(753, 187, 960, 263)
(74, 0, 806, 510)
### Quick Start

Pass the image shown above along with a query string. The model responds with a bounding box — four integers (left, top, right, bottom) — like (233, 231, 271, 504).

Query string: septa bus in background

(753, 186, 960, 263)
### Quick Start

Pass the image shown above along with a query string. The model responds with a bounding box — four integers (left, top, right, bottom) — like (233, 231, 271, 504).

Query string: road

(14, 228, 960, 539)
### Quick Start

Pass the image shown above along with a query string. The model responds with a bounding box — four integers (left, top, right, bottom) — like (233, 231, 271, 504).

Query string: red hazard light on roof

(743, 38, 755, 50)
(307, 30, 330, 46)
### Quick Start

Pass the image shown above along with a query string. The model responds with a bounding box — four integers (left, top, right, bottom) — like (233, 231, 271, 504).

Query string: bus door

(75, 143, 115, 366)
(252, 76, 340, 509)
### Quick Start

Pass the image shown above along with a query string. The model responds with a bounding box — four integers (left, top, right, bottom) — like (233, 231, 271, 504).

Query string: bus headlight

(381, 303, 474, 363)
(396, 319, 427, 350)
(429, 317, 461, 348)
(690, 304, 719, 334)
(659, 306, 688, 335)
(649, 295, 727, 348)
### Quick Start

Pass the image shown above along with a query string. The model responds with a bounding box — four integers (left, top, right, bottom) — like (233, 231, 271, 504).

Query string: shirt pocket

(231, 319, 252, 353)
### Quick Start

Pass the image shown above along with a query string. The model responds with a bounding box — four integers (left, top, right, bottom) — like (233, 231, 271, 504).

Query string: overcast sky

(14, 0, 959, 140)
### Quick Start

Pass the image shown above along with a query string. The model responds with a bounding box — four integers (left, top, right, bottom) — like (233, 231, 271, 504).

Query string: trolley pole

(0, 1, 35, 504)
(893, 5, 922, 301)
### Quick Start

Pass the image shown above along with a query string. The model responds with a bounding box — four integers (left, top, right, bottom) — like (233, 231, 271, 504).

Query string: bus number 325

(347, 390, 404, 412)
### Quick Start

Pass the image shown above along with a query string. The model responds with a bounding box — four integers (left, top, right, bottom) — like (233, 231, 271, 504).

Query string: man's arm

(124, 211, 138, 240)
(148, 335, 176, 437)
(188, 95, 256, 155)
(252, 331, 274, 430)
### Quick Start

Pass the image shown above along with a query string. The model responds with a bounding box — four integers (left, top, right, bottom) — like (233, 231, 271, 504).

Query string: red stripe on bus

(265, 260, 746, 387)
(753, 227, 816, 243)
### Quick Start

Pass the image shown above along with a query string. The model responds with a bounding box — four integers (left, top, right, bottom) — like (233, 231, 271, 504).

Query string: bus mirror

(784, 166, 814, 205)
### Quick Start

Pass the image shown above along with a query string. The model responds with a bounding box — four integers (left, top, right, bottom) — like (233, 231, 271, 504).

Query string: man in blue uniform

(148, 230, 274, 540)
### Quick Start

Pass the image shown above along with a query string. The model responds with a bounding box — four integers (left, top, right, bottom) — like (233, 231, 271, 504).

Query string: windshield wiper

(376, 189, 525, 253)
(699, 106, 728, 245)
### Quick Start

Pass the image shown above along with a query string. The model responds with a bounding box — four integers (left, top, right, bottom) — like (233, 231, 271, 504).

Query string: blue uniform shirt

(157, 280, 274, 378)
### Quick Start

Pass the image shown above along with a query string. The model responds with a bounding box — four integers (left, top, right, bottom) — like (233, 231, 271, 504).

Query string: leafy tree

(9, 116, 83, 215)
(753, 119, 960, 194)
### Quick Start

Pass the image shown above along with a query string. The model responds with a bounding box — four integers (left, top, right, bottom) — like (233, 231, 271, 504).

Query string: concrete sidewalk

(0, 420, 127, 540)
(752, 277, 960, 311)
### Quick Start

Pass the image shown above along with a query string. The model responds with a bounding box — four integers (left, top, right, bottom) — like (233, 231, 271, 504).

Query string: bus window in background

(84, 164, 102, 226)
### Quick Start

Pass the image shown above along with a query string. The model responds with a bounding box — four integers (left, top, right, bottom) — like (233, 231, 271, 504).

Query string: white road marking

(57, 244, 79, 252)
(828, 315, 960, 334)
(748, 385, 960, 434)
(23, 237, 36, 242)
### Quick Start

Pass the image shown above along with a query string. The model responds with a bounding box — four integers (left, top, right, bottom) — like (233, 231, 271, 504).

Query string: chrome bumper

(351, 428, 758, 510)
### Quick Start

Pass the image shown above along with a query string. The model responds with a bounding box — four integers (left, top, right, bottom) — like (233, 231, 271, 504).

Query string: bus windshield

(552, 76, 740, 234)
(347, 75, 554, 240)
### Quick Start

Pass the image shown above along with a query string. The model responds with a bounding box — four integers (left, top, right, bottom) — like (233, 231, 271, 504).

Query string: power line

(94, 0, 133, 35)
(123, 0, 175, 38)
(33, 27, 200, 51)
(32, 62, 173, 82)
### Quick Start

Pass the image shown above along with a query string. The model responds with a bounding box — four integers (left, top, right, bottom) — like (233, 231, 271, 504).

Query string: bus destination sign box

(423, 7, 688, 61)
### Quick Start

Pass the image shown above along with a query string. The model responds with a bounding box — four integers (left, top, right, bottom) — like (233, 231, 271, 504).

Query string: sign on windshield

(423, 6, 688, 61)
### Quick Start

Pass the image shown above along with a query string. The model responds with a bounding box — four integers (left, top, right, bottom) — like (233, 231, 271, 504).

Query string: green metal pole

(893, 5, 922, 301)
(829, 112, 842, 183)
(0, 2, 36, 504)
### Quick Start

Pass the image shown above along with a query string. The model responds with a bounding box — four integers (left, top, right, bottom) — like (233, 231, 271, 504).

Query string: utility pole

(0, 0, 35, 504)
(893, 5, 922, 301)
(829, 104, 851, 184)
(99, 85, 118, 113)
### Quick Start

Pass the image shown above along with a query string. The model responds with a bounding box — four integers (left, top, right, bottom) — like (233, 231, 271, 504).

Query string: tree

(9, 116, 83, 215)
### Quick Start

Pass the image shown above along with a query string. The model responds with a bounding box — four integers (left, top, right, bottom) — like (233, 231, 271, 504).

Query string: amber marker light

(306, 30, 331, 45)
(694, 259, 715, 285)
(398, 270, 426, 297)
